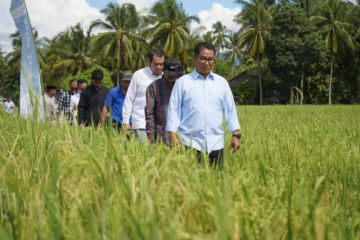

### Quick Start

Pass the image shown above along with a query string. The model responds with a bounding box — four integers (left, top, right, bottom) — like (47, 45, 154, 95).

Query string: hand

(56, 112, 61, 123)
(169, 132, 179, 147)
(230, 137, 240, 152)
(122, 123, 131, 130)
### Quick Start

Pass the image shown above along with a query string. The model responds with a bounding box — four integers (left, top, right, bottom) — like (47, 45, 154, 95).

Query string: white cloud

(0, 1, 241, 53)
(192, 3, 241, 34)
(0, 0, 16, 52)
(116, 0, 156, 13)
(0, 0, 103, 53)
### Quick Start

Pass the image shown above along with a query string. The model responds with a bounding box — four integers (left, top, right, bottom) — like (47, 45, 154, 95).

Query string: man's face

(78, 83, 87, 91)
(163, 71, 180, 86)
(48, 89, 57, 97)
(150, 55, 164, 76)
(92, 79, 102, 88)
(194, 48, 215, 77)
(70, 81, 78, 92)
(121, 80, 131, 93)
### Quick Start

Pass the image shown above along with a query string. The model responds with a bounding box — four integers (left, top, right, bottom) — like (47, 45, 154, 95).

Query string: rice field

(0, 105, 359, 239)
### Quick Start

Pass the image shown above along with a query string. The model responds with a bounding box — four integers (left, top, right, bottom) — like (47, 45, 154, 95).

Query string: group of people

(44, 79, 88, 123)
(49, 42, 241, 166)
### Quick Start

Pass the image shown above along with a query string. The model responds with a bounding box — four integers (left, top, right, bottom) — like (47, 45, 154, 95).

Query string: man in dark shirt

(78, 69, 109, 127)
(145, 58, 184, 144)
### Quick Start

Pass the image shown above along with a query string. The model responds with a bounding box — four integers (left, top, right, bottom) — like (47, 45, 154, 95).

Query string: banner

(10, 0, 44, 120)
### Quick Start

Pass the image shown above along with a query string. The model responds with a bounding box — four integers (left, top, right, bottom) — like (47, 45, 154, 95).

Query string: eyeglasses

(199, 56, 215, 64)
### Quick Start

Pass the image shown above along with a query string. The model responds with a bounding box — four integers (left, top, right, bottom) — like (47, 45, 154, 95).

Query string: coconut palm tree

(7, 29, 48, 74)
(89, 3, 146, 72)
(310, 0, 358, 104)
(175, 26, 203, 69)
(235, 0, 273, 105)
(202, 31, 215, 44)
(211, 21, 231, 55)
(223, 32, 243, 68)
(46, 23, 93, 81)
(145, 0, 199, 63)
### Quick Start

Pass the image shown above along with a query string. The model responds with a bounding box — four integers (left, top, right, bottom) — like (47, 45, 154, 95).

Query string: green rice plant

(0, 105, 359, 239)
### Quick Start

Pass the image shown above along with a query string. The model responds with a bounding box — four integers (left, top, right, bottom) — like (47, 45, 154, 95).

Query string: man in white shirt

(44, 85, 57, 122)
(122, 50, 165, 141)
(4, 98, 15, 114)
(70, 80, 87, 125)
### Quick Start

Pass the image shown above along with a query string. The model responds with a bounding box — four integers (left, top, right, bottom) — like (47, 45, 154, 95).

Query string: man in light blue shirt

(166, 42, 241, 167)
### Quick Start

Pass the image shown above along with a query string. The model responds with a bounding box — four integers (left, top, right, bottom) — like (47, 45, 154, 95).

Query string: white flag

(10, 0, 44, 120)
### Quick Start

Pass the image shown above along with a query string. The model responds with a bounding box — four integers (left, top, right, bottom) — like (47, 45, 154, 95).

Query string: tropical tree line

(0, 0, 359, 104)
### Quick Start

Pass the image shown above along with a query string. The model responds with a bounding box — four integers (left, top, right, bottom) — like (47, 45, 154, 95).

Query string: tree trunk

(257, 55, 263, 105)
(115, 38, 121, 71)
(252, 80, 257, 105)
(290, 86, 294, 104)
(119, 36, 124, 70)
(329, 55, 333, 105)
(300, 73, 304, 105)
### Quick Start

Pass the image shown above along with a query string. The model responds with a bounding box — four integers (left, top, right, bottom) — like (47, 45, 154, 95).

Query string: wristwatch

(232, 133, 241, 140)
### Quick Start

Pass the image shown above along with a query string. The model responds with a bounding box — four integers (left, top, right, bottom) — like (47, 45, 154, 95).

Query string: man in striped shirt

(57, 79, 78, 123)
(145, 58, 184, 144)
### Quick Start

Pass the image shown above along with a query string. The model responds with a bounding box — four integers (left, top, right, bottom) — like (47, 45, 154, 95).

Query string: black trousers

(112, 120, 122, 132)
(186, 146, 224, 168)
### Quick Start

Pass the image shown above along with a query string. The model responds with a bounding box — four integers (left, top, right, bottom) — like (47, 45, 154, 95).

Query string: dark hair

(148, 49, 165, 62)
(46, 85, 57, 92)
(194, 42, 216, 56)
(91, 69, 104, 80)
(69, 79, 77, 85)
(77, 79, 87, 85)
(110, 72, 118, 86)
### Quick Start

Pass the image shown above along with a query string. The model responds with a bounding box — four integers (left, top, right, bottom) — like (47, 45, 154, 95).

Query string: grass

(0, 105, 359, 239)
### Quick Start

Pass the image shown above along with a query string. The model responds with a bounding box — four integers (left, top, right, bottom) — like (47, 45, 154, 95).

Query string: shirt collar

(191, 69, 215, 80)
(69, 90, 77, 95)
(91, 84, 102, 91)
(160, 77, 175, 88)
(117, 86, 126, 95)
(146, 66, 163, 77)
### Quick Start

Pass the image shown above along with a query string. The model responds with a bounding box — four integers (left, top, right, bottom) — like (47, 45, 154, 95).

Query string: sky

(0, 0, 242, 53)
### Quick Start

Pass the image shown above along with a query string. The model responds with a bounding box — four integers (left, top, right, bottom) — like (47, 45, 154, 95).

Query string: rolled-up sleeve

(223, 83, 240, 132)
(166, 80, 182, 133)
(122, 76, 137, 124)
